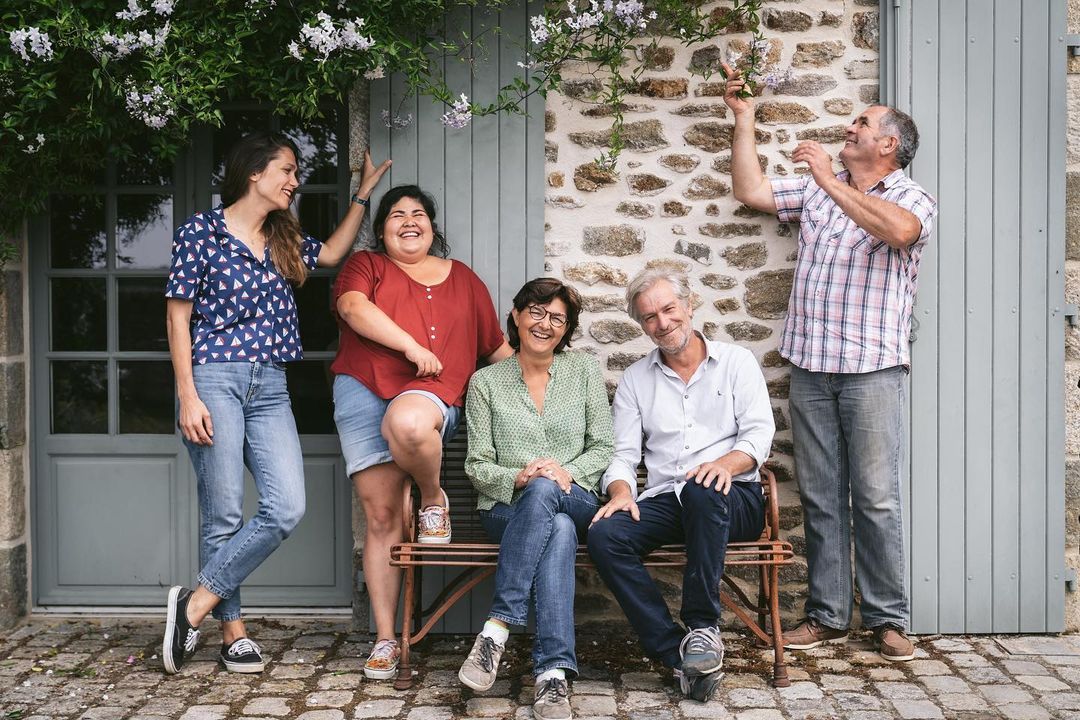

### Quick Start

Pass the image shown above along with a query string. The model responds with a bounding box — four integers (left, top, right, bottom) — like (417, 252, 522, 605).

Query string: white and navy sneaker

(162, 586, 200, 674)
(219, 637, 266, 673)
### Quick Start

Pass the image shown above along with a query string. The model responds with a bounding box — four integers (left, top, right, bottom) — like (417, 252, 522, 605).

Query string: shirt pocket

(708, 387, 737, 437)
(799, 209, 827, 246)
(850, 227, 888, 255)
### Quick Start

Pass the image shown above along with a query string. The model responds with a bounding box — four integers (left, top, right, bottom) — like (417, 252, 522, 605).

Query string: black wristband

(351, 194, 370, 207)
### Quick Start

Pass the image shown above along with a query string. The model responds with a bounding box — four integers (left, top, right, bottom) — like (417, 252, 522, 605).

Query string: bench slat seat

(388, 431, 793, 689)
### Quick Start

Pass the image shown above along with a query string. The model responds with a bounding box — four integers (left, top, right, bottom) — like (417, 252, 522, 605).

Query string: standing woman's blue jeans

(479, 479, 598, 677)
(183, 361, 306, 622)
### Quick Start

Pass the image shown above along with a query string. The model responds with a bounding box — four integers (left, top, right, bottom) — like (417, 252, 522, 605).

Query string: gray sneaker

(533, 677, 572, 720)
(680, 626, 725, 676)
(458, 633, 504, 691)
(677, 667, 724, 702)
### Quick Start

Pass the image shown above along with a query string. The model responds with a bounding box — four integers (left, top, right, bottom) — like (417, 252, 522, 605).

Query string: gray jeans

(789, 365, 909, 631)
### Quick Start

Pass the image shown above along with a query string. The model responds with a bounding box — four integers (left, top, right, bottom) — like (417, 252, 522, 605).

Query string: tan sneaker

(364, 638, 399, 679)
(873, 625, 915, 661)
(418, 489, 451, 544)
(458, 633, 505, 691)
(533, 677, 572, 720)
(782, 618, 848, 650)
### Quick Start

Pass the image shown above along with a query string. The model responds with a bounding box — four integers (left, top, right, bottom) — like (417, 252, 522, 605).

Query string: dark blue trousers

(587, 480, 765, 668)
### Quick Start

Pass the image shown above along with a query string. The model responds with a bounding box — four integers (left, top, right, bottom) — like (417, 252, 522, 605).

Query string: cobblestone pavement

(1, 618, 1079, 719)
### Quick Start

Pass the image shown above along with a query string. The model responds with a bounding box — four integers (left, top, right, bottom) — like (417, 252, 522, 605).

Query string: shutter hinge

(1067, 35, 1080, 57)
(1066, 567, 1078, 593)
(1065, 304, 1079, 329)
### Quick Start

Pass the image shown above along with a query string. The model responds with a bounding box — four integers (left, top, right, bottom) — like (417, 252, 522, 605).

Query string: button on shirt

(601, 338, 774, 502)
(771, 169, 938, 373)
(164, 206, 321, 364)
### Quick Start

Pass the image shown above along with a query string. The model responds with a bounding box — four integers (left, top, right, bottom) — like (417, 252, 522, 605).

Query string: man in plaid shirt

(723, 65, 938, 662)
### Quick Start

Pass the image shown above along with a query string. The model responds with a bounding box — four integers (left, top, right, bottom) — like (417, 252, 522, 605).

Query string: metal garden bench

(388, 430, 794, 690)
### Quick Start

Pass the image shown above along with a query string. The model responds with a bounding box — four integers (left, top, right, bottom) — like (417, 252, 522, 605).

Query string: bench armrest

(760, 465, 781, 542)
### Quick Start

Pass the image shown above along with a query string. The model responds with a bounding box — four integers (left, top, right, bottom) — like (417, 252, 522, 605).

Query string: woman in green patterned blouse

(457, 277, 614, 719)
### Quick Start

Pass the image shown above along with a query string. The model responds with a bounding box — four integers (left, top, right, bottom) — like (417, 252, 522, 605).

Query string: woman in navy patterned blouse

(160, 131, 390, 676)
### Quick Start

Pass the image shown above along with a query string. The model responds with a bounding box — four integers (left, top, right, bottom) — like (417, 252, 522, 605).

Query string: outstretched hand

(357, 150, 392, 198)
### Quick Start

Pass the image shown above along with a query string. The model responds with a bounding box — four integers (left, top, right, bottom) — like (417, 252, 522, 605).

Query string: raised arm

(723, 63, 777, 214)
(316, 151, 391, 268)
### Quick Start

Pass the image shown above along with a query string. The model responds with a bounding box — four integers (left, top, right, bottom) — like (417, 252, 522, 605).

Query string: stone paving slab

(0, 619, 1078, 719)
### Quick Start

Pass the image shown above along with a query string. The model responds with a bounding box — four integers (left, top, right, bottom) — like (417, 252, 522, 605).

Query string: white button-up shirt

(601, 336, 774, 502)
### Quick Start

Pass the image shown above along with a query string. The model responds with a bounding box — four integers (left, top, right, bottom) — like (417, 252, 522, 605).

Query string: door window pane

(283, 110, 339, 185)
(116, 194, 172, 269)
(119, 361, 174, 434)
(286, 360, 335, 434)
(116, 135, 172, 186)
(52, 361, 107, 434)
(51, 278, 106, 351)
(50, 195, 106, 269)
(118, 278, 168, 351)
(294, 277, 336, 353)
(294, 194, 338, 246)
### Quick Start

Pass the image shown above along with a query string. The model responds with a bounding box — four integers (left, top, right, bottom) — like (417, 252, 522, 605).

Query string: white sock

(481, 620, 509, 646)
(536, 667, 565, 685)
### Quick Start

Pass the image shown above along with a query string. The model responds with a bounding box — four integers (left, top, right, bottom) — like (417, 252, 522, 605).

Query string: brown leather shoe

(782, 618, 848, 650)
(873, 625, 915, 661)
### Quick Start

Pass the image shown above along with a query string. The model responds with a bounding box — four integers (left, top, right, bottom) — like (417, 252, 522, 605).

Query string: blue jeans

(788, 365, 908, 631)
(184, 362, 306, 622)
(479, 479, 598, 676)
(587, 480, 765, 669)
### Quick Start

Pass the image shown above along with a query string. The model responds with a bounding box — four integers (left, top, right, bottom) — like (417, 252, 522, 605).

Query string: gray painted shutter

(882, 0, 1066, 633)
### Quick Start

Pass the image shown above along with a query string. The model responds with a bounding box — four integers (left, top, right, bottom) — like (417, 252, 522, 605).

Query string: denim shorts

(332, 374, 462, 476)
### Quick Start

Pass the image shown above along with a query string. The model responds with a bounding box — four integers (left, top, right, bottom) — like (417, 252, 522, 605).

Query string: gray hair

(625, 268, 692, 322)
(878, 107, 920, 170)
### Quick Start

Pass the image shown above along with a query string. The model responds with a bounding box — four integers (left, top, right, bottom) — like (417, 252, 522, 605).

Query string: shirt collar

(512, 352, 558, 378)
(646, 331, 717, 370)
(209, 204, 260, 263)
(838, 168, 906, 193)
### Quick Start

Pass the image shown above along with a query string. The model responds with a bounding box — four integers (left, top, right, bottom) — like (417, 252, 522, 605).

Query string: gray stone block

(0, 542, 27, 629)
(0, 271, 23, 356)
(0, 361, 25, 449)
(0, 446, 24, 541)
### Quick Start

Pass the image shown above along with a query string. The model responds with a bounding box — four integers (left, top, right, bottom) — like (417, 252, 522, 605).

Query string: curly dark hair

(506, 277, 583, 354)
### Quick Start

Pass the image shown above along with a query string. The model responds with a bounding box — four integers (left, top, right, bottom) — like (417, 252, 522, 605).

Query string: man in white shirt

(588, 268, 774, 701)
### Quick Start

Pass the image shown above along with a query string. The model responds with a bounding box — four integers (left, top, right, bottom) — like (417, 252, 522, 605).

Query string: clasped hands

(515, 457, 573, 493)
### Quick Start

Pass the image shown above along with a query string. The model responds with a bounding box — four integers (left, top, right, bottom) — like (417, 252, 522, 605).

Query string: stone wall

(1064, 0, 1080, 633)
(0, 227, 28, 629)
(543, 0, 880, 627)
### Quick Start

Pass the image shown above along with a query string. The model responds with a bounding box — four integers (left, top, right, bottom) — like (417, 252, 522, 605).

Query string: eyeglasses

(526, 304, 567, 328)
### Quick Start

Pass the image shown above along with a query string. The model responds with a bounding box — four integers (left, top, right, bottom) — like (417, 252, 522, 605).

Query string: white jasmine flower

(116, 0, 147, 20)
(440, 93, 472, 129)
(9, 27, 54, 62)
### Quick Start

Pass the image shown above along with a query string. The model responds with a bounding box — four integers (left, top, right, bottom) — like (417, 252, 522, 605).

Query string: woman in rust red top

(331, 185, 511, 680)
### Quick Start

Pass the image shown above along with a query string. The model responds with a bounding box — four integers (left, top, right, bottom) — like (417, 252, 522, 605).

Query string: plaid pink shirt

(771, 169, 938, 373)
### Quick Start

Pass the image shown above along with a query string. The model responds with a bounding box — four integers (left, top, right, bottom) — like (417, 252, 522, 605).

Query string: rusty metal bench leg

(768, 562, 790, 687)
(394, 554, 416, 690)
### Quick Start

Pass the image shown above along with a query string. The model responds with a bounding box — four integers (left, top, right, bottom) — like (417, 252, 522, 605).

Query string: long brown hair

(221, 131, 309, 285)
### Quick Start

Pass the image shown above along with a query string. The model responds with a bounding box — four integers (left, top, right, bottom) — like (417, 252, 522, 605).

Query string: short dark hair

(878, 107, 920, 170)
(506, 277, 583, 354)
(371, 185, 449, 258)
